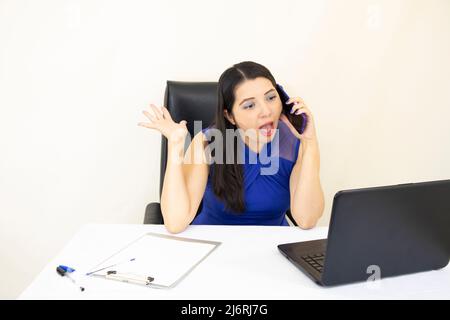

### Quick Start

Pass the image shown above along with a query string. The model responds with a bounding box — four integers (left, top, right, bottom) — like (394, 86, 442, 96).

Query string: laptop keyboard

(301, 253, 325, 273)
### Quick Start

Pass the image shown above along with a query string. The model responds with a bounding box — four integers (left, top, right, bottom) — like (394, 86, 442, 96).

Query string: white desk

(19, 224, 450, 299)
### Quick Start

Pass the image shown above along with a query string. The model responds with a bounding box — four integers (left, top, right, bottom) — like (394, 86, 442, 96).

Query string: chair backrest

(159, 81, 218, 216)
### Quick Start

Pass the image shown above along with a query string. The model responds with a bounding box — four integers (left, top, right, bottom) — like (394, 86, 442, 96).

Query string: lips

(259, 121, 274, 137)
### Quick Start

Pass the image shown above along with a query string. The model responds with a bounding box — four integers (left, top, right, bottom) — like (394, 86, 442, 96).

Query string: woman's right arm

(138, 104, 209, 233)
(160, 131, 208, 233)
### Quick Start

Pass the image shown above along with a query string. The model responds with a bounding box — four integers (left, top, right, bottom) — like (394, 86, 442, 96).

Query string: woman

(138, 61, 324, 233)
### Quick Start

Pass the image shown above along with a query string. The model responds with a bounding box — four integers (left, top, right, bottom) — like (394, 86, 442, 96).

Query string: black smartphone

(276, 84, 307, 134)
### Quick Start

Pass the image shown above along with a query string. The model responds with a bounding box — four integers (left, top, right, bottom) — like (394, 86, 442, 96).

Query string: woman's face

(224, 77, 282, 145)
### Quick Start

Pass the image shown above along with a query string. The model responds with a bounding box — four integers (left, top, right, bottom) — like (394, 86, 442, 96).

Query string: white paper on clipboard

(86, 232, 221, 289)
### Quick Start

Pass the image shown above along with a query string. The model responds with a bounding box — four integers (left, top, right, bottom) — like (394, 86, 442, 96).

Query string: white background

(1, 0, 449, 299)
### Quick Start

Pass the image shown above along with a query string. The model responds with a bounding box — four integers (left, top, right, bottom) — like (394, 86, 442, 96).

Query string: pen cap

(59, 265, 76, 273)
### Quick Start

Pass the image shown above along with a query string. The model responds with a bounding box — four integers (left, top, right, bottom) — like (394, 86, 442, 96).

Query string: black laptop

(278, 179, 450, 286)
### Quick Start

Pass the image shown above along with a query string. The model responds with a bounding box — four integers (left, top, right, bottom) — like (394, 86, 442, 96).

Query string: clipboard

(86, 232, 221, 289)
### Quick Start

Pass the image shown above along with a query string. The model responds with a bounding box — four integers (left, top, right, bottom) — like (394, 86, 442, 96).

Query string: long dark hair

(209, 61, 277, 213)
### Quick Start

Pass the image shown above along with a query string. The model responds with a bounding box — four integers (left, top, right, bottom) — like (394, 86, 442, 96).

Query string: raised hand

(138, 104, 188, 144)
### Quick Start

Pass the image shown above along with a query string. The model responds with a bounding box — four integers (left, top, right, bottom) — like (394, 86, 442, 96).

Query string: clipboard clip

(106, 270, 155, 286)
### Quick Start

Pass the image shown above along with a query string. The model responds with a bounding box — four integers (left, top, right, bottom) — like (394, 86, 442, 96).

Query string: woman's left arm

(281, 97, 325, 229)
(289, 138, 324, 229)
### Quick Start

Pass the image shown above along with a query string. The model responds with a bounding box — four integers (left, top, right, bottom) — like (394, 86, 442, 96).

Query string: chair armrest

(285, 209, 298, 227)
(143, 202, 164, 224)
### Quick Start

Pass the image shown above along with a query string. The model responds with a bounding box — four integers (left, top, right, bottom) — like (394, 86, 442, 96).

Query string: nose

(259, 101, 272, 118)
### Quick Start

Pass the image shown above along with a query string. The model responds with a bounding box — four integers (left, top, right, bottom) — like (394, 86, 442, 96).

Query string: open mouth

(258, 122, 275, 137)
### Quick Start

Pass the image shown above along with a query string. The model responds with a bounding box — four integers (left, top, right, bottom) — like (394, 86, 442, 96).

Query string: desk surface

(19, 224, 450, 299)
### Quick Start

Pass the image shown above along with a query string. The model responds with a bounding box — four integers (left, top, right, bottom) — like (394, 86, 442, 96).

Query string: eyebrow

(239, 88, 276, 106)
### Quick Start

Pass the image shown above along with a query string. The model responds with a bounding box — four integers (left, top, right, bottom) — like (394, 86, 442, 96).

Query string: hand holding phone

(276, 84, 307, 135)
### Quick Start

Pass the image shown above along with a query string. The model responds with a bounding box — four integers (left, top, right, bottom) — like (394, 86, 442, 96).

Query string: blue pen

(57, 265, 85, 291)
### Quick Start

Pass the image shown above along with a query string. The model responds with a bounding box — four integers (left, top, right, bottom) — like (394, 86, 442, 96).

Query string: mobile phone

(276, 84, 307, 135)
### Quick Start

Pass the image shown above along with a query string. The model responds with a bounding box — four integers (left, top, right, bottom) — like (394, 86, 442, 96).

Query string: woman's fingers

(289, 103, 304, 113)
(146, 104, 175, 123)
(143, 110, 156, 122)
(160, 106, 173, 121)
(286, 96, 305, 105)
(149, 104, 164, 120)
(143, 104, 165, 122)
(138, 104, 181, 138)
(295, 108, 311, 117)
(290, 104, 312, 116)
(138, 122, 156, 129)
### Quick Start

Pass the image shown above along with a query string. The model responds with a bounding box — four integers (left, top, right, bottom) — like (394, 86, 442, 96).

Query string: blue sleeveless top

(191, 121, 301, 226)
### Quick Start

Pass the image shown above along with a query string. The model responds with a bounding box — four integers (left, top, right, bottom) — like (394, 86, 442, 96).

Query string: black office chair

(143, 81, 298, 226)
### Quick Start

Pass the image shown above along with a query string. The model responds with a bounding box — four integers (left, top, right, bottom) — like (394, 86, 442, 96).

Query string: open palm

(138, 104, 188, 144)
